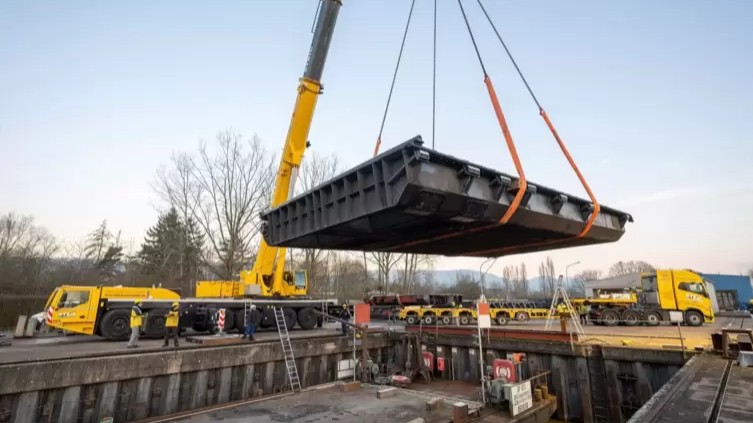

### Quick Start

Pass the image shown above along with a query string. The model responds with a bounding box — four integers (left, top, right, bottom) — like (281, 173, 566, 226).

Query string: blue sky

(1, 0, 752, 276)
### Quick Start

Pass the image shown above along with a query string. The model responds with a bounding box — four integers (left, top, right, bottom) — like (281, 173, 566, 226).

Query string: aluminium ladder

(274, 307, 301, 392)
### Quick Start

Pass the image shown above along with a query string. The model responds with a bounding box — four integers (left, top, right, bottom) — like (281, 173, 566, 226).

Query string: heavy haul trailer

(365, 293, 462, 319)
(261, 137, 633, 256)
(44, 285, 337, 341)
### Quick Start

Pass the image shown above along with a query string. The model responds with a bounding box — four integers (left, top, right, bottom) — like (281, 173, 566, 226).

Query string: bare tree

(396, 254, 436, 292)
(538, 256, 557, 296)
(572, 269, 603, 297)
(328, 253, 368, 301)
(516, 262, 529, 298)
(291, 153, 341, 294)
(608, 260, 655, 276)
(369, 252, 402, 289)
(502, 265, 515, 300)
(0, 213, 58, 295)
(156, 131, 275, 279)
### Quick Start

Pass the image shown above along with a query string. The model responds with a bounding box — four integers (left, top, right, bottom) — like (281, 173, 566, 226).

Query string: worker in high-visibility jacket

(127, 300, 143, 349)
(163, 302, 180, 348)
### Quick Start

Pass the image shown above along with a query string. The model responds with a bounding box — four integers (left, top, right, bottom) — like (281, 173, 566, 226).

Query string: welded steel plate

(260, 136, 632, 257)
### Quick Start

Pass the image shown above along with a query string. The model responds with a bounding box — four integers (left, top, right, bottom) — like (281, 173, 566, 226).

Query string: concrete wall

(408, 332, 689, 423)
(0, 334, 389, 423)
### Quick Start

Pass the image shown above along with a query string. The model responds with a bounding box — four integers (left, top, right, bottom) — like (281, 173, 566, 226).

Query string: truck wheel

(622, 310, 640, 326)
(644, 311, 661, 326)
(260, 308, 276, 328)
(406, 315, 418, 325)
(282, 308, 297, 330)
(515, 311, 530, 322)
(144, 313, 167, 338)
(685, 310, 703, 327)
(100, 309, 131, 341)
(423, 314, 436, 325)
(496, 314, 509, 325)
(600, 309, 619, 326)
(297, 307, 317, 330)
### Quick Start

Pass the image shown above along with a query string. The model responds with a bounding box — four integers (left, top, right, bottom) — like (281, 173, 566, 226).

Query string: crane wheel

(260, 308, 276, 328)
(297, 307, 317, 330)
(283, 308, 297, 330)
(100, 309, 131, 341)
(144, 313, 167, 337)
(235, 308, 263, 330)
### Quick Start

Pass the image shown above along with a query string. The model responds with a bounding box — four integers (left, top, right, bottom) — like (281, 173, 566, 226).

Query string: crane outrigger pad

(260, 136, 632, 257)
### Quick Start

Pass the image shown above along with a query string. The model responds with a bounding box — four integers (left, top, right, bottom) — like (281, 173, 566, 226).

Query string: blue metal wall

(702, 273, 753, 309)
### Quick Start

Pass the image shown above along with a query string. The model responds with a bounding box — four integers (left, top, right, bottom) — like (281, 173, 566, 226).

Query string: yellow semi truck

(584, 269, 714, 326)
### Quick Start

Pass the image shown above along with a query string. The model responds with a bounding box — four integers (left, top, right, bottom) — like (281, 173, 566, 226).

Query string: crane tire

(100, 309, 131, 341)
(297, 307, 317, 330)
(144, 313, 167, 338)
(283, 308, 297, 330)
(235, 308, 263, 330)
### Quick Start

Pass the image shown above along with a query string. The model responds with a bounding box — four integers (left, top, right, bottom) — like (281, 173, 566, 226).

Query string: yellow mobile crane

(195, 0, 342, 300)
(43, 1, 343, 340)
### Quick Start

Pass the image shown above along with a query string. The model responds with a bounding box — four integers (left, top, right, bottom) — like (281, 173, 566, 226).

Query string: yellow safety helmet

(171, 302, 179, 310)
(134, 300, 142, 305)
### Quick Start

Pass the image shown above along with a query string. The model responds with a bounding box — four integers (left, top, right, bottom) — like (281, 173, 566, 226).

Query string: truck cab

(45, 285, 180, 338)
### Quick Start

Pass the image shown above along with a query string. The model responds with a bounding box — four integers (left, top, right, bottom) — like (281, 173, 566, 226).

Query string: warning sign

(506, 381, 533, 416)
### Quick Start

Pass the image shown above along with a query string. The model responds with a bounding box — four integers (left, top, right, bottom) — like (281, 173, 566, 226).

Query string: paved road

(0, 324, 347, 364)
(1, 316, 749, 364)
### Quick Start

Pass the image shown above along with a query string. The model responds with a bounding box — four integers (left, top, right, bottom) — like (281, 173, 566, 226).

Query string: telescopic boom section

(243, 0, 341, 295)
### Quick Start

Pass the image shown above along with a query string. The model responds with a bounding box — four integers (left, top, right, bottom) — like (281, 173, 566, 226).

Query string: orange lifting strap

(382, 74, 528, 253)
(465, 108, 601, 257)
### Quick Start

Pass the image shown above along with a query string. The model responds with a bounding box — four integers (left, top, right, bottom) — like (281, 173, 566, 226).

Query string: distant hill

(425, 269, 545, 292)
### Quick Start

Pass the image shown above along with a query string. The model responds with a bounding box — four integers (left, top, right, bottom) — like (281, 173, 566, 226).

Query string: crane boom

(240, 0, 342, 297)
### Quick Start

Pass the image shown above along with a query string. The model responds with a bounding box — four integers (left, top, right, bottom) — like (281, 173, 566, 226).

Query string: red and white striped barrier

(217, 308, 226, 333)
(46, 307, 53, 325)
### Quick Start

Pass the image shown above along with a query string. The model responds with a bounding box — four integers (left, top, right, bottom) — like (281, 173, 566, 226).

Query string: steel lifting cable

(382, 0, 529, 253)
(457, 0, 527, 225)
(373, 0, 417, 157)
(432, 0, 438, 149)
(464, 0, 601, 257)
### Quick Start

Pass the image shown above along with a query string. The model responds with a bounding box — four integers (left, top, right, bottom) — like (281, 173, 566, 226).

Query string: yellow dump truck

(584, 269, 714, 326)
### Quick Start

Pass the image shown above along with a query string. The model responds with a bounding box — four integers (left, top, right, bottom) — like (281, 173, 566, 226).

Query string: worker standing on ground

(242, 305, 256, 341)
(579, 302, 589, 325)
(339, 305, 350, 336)
(127, 300, 143, 349)
(163, 302, 180, 348)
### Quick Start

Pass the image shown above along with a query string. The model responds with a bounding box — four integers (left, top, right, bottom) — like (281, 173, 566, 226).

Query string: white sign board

(337, 359, 355, 379)
(669, 311, 684, 323)
(504, 381, 533, 416)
